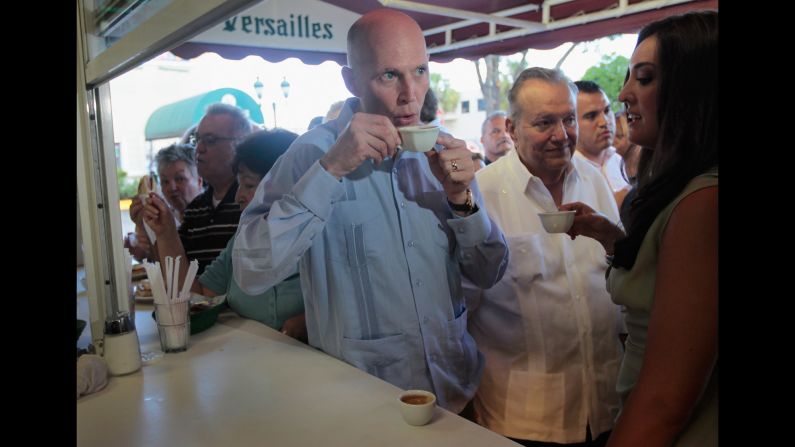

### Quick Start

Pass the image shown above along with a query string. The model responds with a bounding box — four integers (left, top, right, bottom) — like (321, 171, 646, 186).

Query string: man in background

(174, 103, 252, 273)
(480, 111, 514, 165)
(573, 80, 630, 207)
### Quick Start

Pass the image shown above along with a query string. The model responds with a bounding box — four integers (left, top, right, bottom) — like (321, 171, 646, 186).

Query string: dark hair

(613, 10, 718, 269)
(573, 80, 603, 95)
(421, 89, 439, 123)
(233, 128, 299, 177)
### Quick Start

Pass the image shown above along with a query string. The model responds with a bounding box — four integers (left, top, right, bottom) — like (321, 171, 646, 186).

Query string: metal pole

(272, 101, 277, 128)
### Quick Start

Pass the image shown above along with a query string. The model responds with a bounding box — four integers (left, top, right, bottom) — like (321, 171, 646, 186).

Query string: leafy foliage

(430, 73, 461, 114)
(497, 54, 529, 111)
(581, 54, 630, 113)
(117, 167, 139, 199)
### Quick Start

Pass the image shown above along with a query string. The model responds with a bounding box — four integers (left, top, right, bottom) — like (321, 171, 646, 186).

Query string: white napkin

(139, 193, 180, 245)
(139, 194, 158, 245)
(77, 355, 109, 398)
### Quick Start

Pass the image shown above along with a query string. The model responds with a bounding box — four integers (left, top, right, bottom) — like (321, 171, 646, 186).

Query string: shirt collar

(574, 146, 618, 167)
(506, 148, 578, 191)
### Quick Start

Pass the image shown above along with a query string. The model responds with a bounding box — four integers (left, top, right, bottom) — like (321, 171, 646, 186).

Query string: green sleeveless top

(607, 168, 718, 446)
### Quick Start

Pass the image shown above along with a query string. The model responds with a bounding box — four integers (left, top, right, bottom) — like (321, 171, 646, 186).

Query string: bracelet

(447, 188, 477, 214)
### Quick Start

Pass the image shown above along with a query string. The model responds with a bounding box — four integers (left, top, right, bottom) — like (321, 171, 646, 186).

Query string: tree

(116, 167, 139, 200)
(497, 50, 530, 111)
(430, 73, 460, 114)
(475, 42, 579, 115)
(580, 54, 630, 113)
(474, 55, 501, 114)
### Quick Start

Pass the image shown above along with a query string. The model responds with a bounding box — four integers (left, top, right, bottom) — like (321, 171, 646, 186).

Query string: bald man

(232, 9, 508, 413)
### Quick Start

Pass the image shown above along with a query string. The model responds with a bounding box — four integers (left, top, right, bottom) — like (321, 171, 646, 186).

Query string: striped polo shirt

(179, 182, 241, 274)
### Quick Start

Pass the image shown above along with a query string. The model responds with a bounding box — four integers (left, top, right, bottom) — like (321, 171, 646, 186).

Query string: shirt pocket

(507, 369, 565, 427)
(434, 307, 479, 385)
(324, 199, 385, 266)
(341, 333, 410, 388)
(507, 234, 554, 285)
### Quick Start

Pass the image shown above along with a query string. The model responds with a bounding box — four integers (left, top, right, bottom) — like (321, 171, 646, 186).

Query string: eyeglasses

(190, 133, 237, 147)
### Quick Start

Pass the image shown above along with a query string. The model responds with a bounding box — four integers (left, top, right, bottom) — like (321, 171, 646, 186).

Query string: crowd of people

(124, 8, 718, 447)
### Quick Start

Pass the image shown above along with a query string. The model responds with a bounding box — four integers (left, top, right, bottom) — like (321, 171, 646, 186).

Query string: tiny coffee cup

(398, 125, 440, 153)
(398, 389, 436, 426)
(538, 210, 576, 233)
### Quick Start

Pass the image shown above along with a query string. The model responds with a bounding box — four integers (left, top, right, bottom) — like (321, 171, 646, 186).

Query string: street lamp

(272, 77, 290, 128)
(254, 76, 290, 128)
(253, 76, 264, 101)
(253, 76, 265, 125)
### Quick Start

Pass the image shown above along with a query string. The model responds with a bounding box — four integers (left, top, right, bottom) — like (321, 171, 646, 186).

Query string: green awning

(144, 88, 264, 140)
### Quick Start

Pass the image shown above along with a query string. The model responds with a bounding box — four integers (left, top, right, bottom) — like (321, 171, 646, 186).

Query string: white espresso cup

(398, 125, 440, 152)
(398, 389, 437, 426)
(538, 210, 576, 233)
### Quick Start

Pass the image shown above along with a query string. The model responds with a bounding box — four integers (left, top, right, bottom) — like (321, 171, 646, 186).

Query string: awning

(144, 88, 265, 140)
(170, 0, 718, 65)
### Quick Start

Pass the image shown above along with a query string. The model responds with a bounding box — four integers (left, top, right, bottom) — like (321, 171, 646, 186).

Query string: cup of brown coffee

(398, 389, 436, 426)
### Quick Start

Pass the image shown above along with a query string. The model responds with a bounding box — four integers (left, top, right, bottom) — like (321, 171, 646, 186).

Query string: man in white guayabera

(466, 68, 624, 446)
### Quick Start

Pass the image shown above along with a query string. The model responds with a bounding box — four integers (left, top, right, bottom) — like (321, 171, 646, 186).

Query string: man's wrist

(447, 188, 477, 215)
(319, 156, 344, 180)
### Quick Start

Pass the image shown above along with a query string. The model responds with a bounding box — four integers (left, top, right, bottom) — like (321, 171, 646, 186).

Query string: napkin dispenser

(103, 312, 142, 376)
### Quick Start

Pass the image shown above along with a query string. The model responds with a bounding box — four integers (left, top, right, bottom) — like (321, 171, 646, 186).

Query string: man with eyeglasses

(465, 68, 623, 446)
(170, 103, 252, 274)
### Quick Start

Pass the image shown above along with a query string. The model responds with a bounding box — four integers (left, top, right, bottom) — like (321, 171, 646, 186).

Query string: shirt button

(464, 253, 472, 260)
(501, 189, 507, 194)
(415, 279, 423, 287)
(457, 227, 465, 233)
(400, 201, 406, 208)
(408, 241, 415, 247)
(393, 168, 398, 174)
(423, 316, 430, 324)
(209, 218, 214, 223)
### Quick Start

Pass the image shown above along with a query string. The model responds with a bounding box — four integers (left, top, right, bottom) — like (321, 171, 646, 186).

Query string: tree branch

(555, 42, 580, 70)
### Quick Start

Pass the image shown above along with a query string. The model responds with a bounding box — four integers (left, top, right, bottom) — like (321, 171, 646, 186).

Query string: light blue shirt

(199, 237, 303, 331)
(232, 98, 509, 412)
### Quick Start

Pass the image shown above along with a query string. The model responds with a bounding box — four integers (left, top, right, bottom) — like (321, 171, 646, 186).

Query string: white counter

(77, 305, 520, 446)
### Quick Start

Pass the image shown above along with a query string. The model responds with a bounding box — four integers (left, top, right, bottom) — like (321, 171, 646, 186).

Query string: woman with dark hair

(144, 129, 308, 341)
(560, 10, 718, 446)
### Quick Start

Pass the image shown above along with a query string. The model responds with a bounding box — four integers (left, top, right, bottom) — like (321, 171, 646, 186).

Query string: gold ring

(451, 160, 459, 172)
